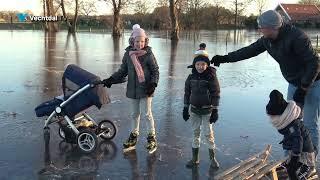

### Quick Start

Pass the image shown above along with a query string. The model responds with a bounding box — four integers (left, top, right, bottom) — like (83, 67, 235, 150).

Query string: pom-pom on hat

(187, 43, 210, 68)
(194, 43, 209, 58)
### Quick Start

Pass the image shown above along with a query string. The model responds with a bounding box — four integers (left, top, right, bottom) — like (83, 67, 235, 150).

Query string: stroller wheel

(58, 127, 66, 139)
(97, 120, 117, 140)
(77, 128, 97, 154)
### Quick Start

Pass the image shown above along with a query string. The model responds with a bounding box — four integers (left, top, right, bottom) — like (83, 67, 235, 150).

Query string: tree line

(0, 0, 319, 40)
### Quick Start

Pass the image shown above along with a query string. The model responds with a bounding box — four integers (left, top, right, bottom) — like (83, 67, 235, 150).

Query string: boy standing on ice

(183, 43, 221, 169)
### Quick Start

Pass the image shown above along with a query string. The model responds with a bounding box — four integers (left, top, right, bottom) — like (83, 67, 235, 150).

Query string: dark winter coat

(227, 24, 320, 88)
(111, 46, 159, 99)
(184, 67, 220, 115)
(278, 119, 314, 155)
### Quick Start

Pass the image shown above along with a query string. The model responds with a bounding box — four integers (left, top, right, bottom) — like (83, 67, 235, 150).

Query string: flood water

(0, 29, 319, 180)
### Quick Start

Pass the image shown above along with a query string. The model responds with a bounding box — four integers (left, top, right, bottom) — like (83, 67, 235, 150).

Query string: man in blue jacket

(211, 10, 320, 154)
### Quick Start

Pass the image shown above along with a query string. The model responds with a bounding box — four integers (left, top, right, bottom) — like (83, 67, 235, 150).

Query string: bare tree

(230, 0, 251, 28)
(255, 0, 266, 15)
(157, 0, 168, 7)
(42, 0, 48, 30)
(104, 0, 131, 37)
(152, 6, 171, 29)
(44, 0, 59, 32)
(134, 0, 149, 15)
(186, 0, 206, 30)
(60, 0, 79, 33)
(212, 0, 224, 28)
(169, 0, 180, 40)
(79, 0, 97, 16)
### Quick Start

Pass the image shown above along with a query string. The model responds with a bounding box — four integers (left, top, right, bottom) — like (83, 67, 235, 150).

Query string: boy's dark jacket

(111, 46, 159, 99)
(184, 67, 220, 115)
(278, 119, 314, 155)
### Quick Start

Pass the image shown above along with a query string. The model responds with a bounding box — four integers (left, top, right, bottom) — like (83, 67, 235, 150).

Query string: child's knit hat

(266, 89, 302, 130)
(130, 24, 147, 39)
(193, 55, 210, 67)
(266, 90, 288, 115)
(188, 43, 210, 68)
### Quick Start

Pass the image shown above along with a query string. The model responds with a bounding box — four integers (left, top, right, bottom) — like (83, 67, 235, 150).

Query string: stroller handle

(91, 80, 103, 87)
(60, 84, 92, 108)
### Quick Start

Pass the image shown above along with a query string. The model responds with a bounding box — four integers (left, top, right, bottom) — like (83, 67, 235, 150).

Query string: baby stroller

(35, 64, 118, 153)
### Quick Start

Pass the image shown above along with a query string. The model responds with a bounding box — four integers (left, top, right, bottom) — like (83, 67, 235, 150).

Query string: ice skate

(146, 133, 157, 154)
(123, 132, 138, 153)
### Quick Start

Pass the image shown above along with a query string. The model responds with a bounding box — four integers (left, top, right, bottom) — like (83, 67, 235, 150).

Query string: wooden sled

(215, 145, 318, 180)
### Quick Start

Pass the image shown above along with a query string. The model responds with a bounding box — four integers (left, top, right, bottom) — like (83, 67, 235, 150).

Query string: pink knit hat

(130, 24, 147, 39)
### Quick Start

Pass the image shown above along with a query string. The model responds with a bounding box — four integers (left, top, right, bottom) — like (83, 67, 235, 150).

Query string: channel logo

(16, 13, 28, 22)
(16, 13, 65, 22)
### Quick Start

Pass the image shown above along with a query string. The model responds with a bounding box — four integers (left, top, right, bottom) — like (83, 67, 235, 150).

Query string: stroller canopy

(63, 64, 110, 108)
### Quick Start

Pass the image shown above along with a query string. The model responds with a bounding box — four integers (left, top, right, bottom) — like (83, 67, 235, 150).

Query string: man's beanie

(257, 10, 283, 29)
(266, 90, 288, 115)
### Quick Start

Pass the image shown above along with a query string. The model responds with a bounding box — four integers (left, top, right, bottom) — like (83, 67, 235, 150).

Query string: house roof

(279, 3, 320, 21)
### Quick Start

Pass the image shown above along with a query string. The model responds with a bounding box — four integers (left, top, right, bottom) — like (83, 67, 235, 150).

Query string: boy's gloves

(293, 87, 307, 105)
(102, 77, 114, 88)
(146, 83, 157, 96)
(210, 109, 218, 124)
(211, 55, 229, 67)
(183, 107, 190, 121)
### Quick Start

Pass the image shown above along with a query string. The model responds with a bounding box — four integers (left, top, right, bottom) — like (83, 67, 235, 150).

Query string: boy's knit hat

(130, 24, 147, 39)
(266, 89, 288, 115)
(257, 10, 283, 29)
(266, 90, 302, 130)
(193, 55, 210, 67)
(188, 43, 209, 68)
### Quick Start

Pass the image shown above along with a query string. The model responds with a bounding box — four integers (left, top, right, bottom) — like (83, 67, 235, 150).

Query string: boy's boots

(146, 133, 157, 154)
(186, 148, 200, 168)
(123, 132, 138, 151)
(209, 149, 220, 169)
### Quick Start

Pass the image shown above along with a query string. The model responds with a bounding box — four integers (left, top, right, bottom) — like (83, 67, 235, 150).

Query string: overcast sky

(0, 0, 300, 16)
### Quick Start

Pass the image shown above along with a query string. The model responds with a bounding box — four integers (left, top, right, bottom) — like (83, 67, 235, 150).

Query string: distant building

(275, 3, 320, 27)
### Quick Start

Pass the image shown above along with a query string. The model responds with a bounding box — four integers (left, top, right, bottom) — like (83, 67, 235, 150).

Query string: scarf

(268, 101, 301, 130)
(129, 50, 147, 83)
